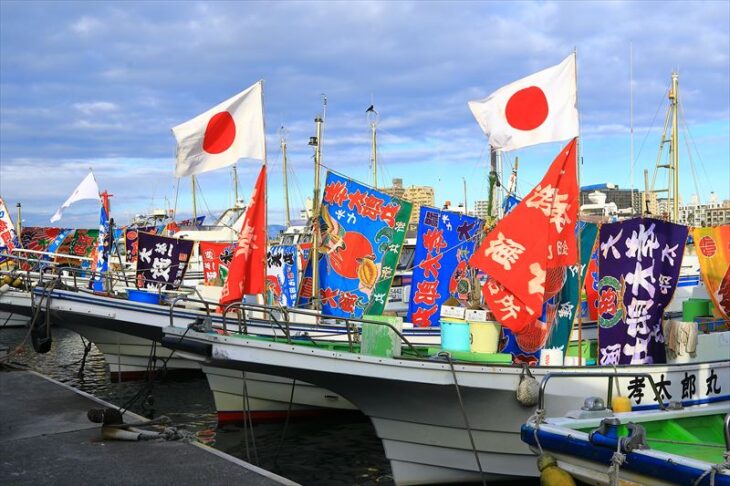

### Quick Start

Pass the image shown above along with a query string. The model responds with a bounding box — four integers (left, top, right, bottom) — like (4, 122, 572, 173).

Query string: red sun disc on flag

(699, 236, 716, 257)
(505, 86, 549, 131)
(203, 111, 236, 154)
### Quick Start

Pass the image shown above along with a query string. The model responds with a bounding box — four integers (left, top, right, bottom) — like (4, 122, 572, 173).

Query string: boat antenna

(280, 124, 291, 227)
(630, 42, 636, 215)
(366, 104, 379, 188)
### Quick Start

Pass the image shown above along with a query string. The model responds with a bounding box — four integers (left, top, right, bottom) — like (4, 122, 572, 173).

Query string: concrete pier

(0, 369, 299, 485)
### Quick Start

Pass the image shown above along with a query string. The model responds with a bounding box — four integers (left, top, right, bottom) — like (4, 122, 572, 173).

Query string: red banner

(200, 241, 234, 286)
(220, 165, 266, 307)
(471, 138, 578, 333)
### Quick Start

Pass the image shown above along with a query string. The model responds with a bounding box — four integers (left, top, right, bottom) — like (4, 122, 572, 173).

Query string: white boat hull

(171, 328, 730, 484)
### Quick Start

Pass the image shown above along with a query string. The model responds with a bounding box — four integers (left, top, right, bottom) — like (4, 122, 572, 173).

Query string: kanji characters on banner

(220, 165, 267, 307)
(125, 226, 156, 263)
(0, 198, 20, 263)
(545, 222, 599, 352)
(136, 232, 194, 290)
(91, 205, 110, 291)
(693, 225, 730, 319)
(298, 172, 412, 318)
(266, 245, 299, 307)
(470, 138, 578, 333)
(598, 218, 688, 365)
(500, 296, 559, 365)
(200, 241, 235, 286)
(407, 206, 482, 327)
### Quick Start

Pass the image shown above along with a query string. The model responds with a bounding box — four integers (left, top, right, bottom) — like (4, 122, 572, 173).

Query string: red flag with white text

(220, 165, 266, 307)
(470, 138, 578, 333)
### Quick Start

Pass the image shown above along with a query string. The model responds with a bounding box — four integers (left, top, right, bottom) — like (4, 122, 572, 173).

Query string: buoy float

(537, 454, 576, 486)
(612, 395, 632, 413)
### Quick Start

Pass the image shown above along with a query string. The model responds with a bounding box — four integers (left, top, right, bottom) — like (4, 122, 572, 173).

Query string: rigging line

(633, 87, 670, 166)
(191, 178, 216, 221)
(679, 102, 715, 195)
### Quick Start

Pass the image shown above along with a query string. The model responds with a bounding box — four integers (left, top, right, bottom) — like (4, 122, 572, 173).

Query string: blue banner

(267, 245, 299, 307)
(92, 205, 110, 291)
(407, 207, 482, 327)
(297, 172, 412, 318)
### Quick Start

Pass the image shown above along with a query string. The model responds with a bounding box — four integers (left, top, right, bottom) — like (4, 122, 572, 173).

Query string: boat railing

(218, 301, 423, 357)
(538, 371, 667, 412)
(724, 413, 730, 452)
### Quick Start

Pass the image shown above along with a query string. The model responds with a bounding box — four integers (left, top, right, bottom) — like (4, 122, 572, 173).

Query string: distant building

(382, 178, 435, 229)
(473, 199, 491, 220)
(679, 193, 730, 226)
(579, 186, 641, 215)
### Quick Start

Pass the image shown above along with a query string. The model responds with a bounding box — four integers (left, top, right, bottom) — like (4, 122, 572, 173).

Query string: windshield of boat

(216, 207, 246, 228)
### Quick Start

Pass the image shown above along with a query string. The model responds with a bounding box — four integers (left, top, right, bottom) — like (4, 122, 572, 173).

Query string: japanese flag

(173, 81, 265, 178)
(468, 54, 578, 152)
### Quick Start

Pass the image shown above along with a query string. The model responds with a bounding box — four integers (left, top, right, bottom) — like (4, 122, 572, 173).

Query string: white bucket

(539, 348, 563, 366)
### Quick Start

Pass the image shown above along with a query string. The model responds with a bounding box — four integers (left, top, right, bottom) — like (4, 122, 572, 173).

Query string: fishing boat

(521, 372, 730, 485)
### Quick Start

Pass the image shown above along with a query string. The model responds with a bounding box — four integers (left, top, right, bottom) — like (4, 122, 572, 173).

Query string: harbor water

(0, 326, 392, 486)
(1, 325, 540, 485)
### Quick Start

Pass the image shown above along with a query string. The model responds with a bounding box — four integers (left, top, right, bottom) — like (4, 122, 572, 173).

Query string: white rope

(608, 430, 626, 486)
(693, 451, 730, 486)
(527, 409, 546, 456)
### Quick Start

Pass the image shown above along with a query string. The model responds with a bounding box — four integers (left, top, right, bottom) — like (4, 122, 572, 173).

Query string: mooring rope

(438, 352, 486, 486)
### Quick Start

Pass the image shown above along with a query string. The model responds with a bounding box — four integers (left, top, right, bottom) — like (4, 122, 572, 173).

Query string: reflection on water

(0, 326, 392, 485)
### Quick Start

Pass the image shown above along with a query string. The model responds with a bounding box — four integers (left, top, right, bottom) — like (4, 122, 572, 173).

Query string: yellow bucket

(468, 320, 501, 354)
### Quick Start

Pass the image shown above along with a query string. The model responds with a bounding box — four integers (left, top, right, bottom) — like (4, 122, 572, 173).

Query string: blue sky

(1, 1, 728, 228)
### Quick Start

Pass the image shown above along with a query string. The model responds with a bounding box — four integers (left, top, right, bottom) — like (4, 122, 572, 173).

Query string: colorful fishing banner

(598, 218, 688, 365)
(500, 296, 559, 365)
(179, 215, 206, 227)
(693, 226, 730, 319)
(55, 229, 99, 268)
(298, 171, 412, 318)
(0, 198, 20, 263)
(545, 222, 599, 352)
(471, 138, 578, 333)
(220, 165, 267, 307)
(91, 205, 110, 291)
(136, 232, 194, 290)
(20, 227, 67, 270)
(407, 206, 482, 327)
(266, 245, 299, 307)
(125, 226, 155, 263)
(200, 241, 235, 286)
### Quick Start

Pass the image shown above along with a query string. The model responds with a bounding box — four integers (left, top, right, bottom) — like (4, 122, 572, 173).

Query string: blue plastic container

(440, 318, 471, 352)
(127, 289, 161, 305)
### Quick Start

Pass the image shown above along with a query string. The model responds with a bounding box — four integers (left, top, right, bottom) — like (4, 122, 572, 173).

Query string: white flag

(468, 54, 578, 152)
(172, 81, 265, 178)
(50, 171, 100, 223)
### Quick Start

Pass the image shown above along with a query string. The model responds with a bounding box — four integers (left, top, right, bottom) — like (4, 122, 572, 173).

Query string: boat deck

(0, 369, 298, 486)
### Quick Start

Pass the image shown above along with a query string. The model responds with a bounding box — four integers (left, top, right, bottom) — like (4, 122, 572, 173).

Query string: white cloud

(72, 101, 119, 115)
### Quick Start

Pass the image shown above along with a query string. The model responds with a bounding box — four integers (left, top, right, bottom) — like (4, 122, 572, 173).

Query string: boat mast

(367, 105, 379, 188)
(648, 73, 680, 222)
(309, 114, 324, 310)
(232, 164, 239, 204)
(191, 176, 197, 220)
(670, 72, 679, 222)
(280, 125, 291, 228)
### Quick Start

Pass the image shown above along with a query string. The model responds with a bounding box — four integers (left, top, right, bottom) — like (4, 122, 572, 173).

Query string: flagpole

(260, 80, 268, 305)
(573, 48, 584, 367)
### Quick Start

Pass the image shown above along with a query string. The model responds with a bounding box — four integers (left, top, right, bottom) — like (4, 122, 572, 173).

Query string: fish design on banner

(298, 172, 412, 318)
(407, 206, 483, 327)
(0, 198, 20, 263)
(19, 227, 66, 270)
(200, 241, 235, 286)
(55, 229, 99, 268)
(693, 225, 730, 319)
(136, 232, 194, 290)
(598, 218, 688, 365)
(266, 245, 299, 307)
